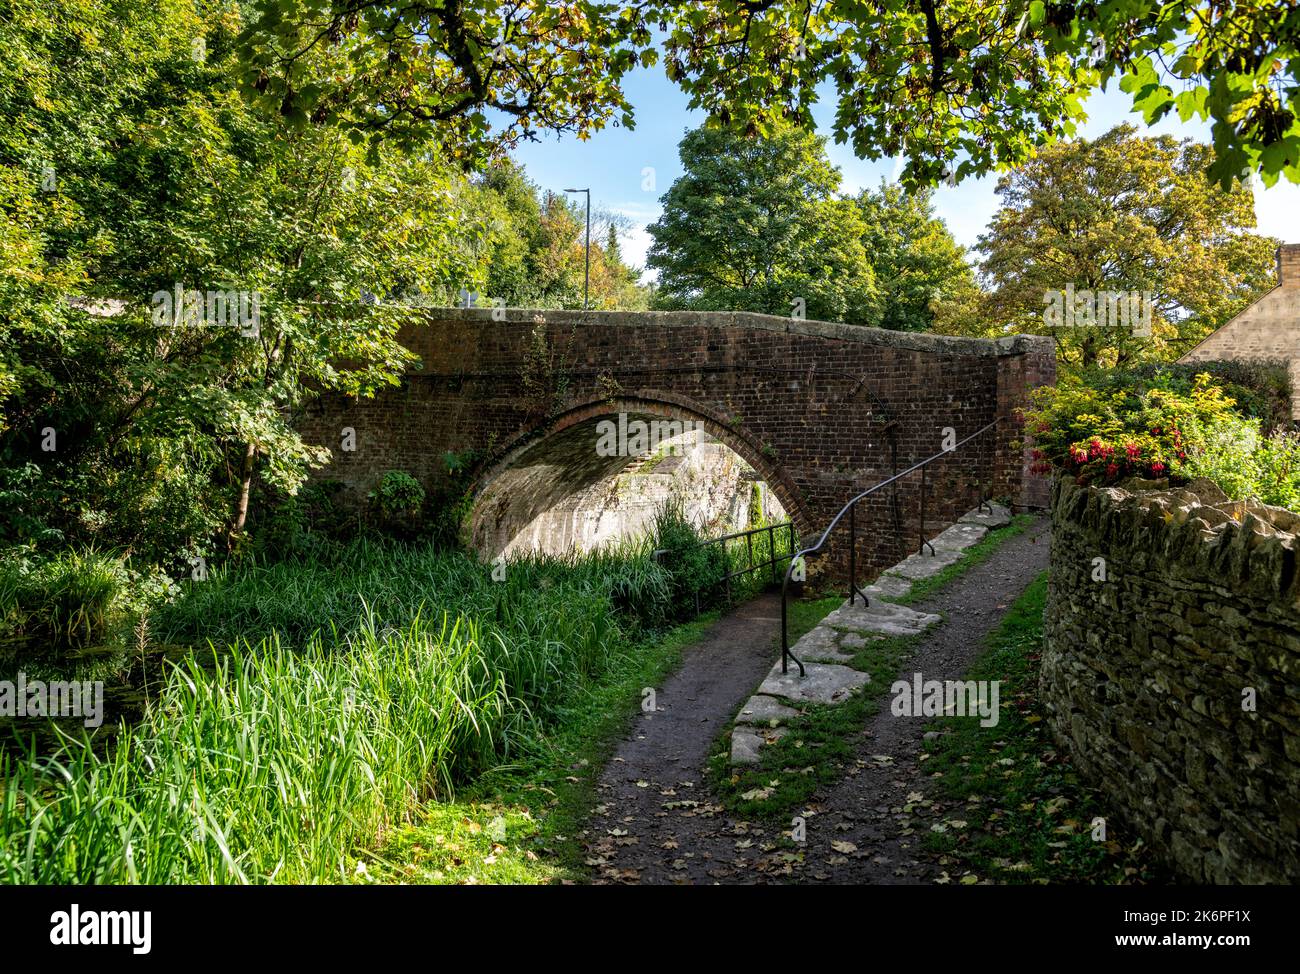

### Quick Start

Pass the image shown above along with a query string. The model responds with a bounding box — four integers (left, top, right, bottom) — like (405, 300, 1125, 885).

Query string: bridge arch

(465, 392, 807, 559)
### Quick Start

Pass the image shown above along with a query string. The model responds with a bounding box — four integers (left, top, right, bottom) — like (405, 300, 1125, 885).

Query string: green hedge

(1080, 360, 1293, 431)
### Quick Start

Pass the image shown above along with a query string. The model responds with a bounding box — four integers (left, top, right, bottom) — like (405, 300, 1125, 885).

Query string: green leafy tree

(476, 163, 647, 311)
(855, 182, 974, 331)
(963, 125, 1277, 372)
(0, 1, 490, 561)
(241, 2, 1300, 189)
(647, 125, 880, 324)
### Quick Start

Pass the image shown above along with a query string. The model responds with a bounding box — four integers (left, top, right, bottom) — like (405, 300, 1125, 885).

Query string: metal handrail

(778, 420, 999, 676)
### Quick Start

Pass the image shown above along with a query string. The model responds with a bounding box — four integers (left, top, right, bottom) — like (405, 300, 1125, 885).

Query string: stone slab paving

(930, 521, 988, 551)
(861, 573, 913, 600)
(959, 501, 1012, 529)
(787, 626, 856, 663)
(727, 502, 1004, 765)
(730, 725, 789, 764)
(885, 547, 964, 580)
(821, 599, 941, 637)
(755, 660, 870, 706)
(735, 695, 802, 726)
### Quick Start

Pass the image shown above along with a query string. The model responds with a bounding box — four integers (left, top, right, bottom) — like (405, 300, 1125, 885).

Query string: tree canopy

(239, 1, 1300, 189)
(0, 0, 645, 564)
(647, 125, 880, 324)
(938, 124, 1277, 372)
(854, 183, 975, 331)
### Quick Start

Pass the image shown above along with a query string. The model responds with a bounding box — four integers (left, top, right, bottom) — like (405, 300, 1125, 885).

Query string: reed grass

(0, 540, 678, 883)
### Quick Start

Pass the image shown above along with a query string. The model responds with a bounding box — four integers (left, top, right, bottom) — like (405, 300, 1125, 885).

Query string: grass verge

(360, 613, 718, 885)
(918, 571, 1169, 884)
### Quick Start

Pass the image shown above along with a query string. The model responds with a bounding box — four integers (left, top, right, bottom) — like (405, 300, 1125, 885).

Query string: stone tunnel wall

(1043, 476, 1300, 883)
(296, 309, 1054, 576)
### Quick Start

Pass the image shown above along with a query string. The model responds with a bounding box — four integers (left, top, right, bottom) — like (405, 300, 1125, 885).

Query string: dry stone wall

(1043, 476, 1300, 883)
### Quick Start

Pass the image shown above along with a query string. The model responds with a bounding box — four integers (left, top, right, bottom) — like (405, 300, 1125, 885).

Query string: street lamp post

(563, 187, 590, 310)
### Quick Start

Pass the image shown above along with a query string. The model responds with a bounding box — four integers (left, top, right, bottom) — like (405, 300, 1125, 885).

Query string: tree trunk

(228, 440, 257, 547)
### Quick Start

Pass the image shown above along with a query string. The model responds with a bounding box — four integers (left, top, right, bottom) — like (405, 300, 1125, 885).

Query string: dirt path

(582, 517, 1051, 884)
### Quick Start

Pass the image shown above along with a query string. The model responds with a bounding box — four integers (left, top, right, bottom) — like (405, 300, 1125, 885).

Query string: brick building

(1179, 243, 1300, 420)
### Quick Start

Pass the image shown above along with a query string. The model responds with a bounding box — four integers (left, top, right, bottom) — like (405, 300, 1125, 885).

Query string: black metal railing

(778, 420, 998, 677)
(655, 520, 798, 614)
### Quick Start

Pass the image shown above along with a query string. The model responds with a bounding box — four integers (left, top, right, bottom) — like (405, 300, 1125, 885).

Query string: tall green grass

(1, 615, 507, 883)
(0, 540, 680, 883)
(0, 548, 131, 649)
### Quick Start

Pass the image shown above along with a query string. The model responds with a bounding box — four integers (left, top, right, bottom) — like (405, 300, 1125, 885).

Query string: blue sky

(510, 64, 1300, 279)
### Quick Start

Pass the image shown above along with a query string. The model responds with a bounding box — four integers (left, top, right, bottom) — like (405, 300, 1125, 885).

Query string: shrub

(1253, 431, 1300, 510)
(1025, 373, 1242, 483)
(1026, 372, 1300, 511)
(0, 549, 176, 654)
(367, 470, 426, 538)
(1136, 360, 1291, 431)
(651, 498, 728, 615)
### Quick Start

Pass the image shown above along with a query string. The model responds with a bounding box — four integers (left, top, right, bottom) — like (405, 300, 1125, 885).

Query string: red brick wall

(297, 310, 1054, 578)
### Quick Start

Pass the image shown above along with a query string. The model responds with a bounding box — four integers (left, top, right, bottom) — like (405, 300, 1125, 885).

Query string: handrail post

(918, 465, 935, 556)
(781, 570, 789, 674)
(768, 524, 777, 584)
(848, 503, 857, 605)
(780, 556, 806, 677)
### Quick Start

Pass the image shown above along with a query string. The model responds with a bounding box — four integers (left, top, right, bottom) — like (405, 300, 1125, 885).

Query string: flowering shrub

(1024, 374, 1240, 483)
(1026, 374, 1300, 512)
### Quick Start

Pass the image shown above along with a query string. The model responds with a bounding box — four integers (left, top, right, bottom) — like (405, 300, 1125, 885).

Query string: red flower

(1150, 461, 1166, 476)
(1125, 442, 1140, 459)
(1106, 463, 1119, 477)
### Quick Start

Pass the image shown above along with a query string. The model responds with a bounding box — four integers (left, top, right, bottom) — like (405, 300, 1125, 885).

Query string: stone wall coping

(405, 307, 1053, 359)
(1054, 475, 1300, 602)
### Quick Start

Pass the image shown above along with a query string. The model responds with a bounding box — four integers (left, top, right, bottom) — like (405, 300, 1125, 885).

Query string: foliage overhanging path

(583, 518, 1050, 885)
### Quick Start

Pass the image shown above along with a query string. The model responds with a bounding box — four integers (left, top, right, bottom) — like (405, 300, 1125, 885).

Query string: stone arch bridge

(298, 310, 1054, 578)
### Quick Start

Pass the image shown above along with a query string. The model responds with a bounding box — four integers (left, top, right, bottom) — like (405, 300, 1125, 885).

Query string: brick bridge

(298, 309, 1055, 578)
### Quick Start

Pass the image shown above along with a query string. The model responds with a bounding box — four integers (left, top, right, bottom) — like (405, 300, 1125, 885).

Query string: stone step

(959, 502, 1012, 529)
(735, 694, 802, 726)
(756, 659, 870, 706)
(789, 626, 857, 663)
(820, 598, 942, 637)
(884, 546, 964, 580)
(930, 521, 989, 552)
(861, 573, 913, 600)
(730, 724, 788, 765)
